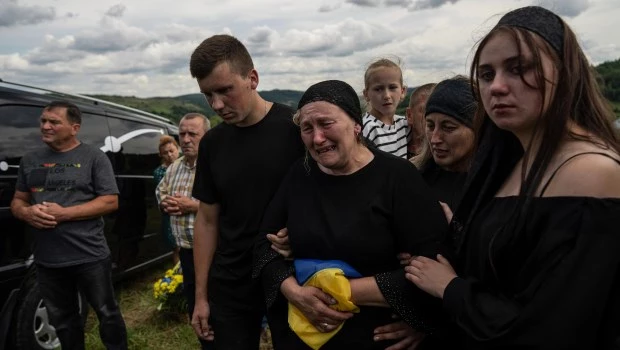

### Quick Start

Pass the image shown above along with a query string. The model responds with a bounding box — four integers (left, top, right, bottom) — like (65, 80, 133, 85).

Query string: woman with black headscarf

(413, 76, 476, 209)
(405, 6, 620, 349)
(253, 80, 448, 349)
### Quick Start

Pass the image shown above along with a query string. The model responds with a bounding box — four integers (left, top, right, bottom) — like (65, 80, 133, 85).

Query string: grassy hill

(87, 89, 306, 126)
(89, 59, 620, 124)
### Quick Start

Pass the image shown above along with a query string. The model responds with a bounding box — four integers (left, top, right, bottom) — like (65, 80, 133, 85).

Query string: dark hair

(189, 34, 254, 80)
(44, 101, 82, 124)
(409, 83, 436, 109)
(470, 23, 620, 200)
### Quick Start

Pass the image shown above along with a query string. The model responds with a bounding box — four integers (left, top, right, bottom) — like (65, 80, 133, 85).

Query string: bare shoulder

(543, 145, 620, 198)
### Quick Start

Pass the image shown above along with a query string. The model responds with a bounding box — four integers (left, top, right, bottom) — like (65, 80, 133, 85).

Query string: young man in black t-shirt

(188, 34, 304, 350)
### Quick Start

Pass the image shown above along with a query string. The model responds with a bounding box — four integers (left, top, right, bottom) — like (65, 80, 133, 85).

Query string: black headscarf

(425, 77, 476, 128)
(297, 80, 363, 126)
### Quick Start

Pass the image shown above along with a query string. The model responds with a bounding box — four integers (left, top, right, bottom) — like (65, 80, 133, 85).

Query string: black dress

(445, 119, 620, 348)
(444, 195, 620, 349)
(253, 148, 449, 349)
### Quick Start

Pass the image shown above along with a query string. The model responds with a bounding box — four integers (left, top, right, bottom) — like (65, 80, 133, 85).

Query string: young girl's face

(363, 66, 406, 119)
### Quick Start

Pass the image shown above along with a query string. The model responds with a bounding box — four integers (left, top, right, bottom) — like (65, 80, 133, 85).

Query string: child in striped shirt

(362, 58, 410, 158)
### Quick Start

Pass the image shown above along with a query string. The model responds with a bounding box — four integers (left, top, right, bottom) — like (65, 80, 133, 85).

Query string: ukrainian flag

(289, 259, 362, 349)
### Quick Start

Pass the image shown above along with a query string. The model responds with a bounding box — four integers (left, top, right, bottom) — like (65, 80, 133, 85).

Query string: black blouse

(420, 160, 467, 210)
(444, 196, 620, 349)
(253, 149, 449, 349)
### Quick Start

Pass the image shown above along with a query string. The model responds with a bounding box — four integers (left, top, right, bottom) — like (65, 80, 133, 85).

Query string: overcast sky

(1, 0, 618, 97)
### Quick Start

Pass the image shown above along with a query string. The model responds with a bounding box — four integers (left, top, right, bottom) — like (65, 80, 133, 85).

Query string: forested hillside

(595, 58, 620, 117)
(89, 58, 620, 124)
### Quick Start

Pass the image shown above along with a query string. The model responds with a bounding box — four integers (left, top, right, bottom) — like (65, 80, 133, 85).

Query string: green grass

(84, 264, 200, 349)
(84, 264, 274, 349)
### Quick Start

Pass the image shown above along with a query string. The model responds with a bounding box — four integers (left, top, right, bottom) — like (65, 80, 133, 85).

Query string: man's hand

(173, 194, 198, 214)
(374, 317, 425, 350)
(41, 201, 70, 223)
(191, 298, 214, 341)
(405, 255, 457, 299)
(281, 277, 353, 333)
(267, 227, 292, 259)
(24, 203, 57, 229)
(161, 196, 181, 215)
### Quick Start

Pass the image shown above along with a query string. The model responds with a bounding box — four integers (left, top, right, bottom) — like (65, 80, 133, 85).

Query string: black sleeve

(376, 160, 450, 333)
(252, 163, 297, 309)
(443, 200, 620, 348)
(192, 132, 217, 204)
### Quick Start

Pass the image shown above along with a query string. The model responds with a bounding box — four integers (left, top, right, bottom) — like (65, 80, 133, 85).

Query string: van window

(106, 117, 163, 176)
(105, 117, 166, 265)
(0, 106, 111, 172)
(0, 105, 42, 176)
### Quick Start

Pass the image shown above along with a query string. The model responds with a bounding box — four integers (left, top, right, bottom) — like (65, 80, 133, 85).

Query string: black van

(0, 79, 178, 349)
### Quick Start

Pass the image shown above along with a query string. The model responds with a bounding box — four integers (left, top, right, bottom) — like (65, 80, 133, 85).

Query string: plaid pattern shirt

(155, 156, 198, 249)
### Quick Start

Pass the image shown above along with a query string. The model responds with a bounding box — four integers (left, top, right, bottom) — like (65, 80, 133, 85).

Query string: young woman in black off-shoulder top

(404, 6, 620, 349)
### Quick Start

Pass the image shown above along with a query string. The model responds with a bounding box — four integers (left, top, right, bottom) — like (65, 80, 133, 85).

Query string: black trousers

(179, 248, 214, 350)
(36, 257, 127, 350)
(179, 248, 264, 350)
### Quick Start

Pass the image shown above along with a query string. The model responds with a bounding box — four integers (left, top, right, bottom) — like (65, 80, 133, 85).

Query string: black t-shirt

(193, 102, 305, 309)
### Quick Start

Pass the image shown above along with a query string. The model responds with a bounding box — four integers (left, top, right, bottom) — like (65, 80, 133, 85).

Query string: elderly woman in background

(153, 135, 180, 264)
(254, 80, 448, 349)
(406, 6, 620, 349)
(412, 76, 476, 209)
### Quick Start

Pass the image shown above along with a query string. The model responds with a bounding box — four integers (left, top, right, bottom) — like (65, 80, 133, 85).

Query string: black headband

(497, 6, 564, 55)
(425, 77, 475, 128)
(297, 80, 363, 126)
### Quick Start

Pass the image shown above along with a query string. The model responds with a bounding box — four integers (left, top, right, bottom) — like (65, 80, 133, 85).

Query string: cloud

(263, 18, 395, 58)
(25, 35, 85, 65)
(71, 17, 155, 53)
(0, 0, 55, 27)
(342, 0, 459, 10)
(245, 26, 277, 56)
(537, 0, 590, 17)
(346, 0, 381, 7)
(385, 0, 412, 6)
(1, 0, 617, 99)
(318, 3, 341, 12)
(0, 53, 29, 70)
(412, 0, 460, 10)
(105, 4, 127, 18)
